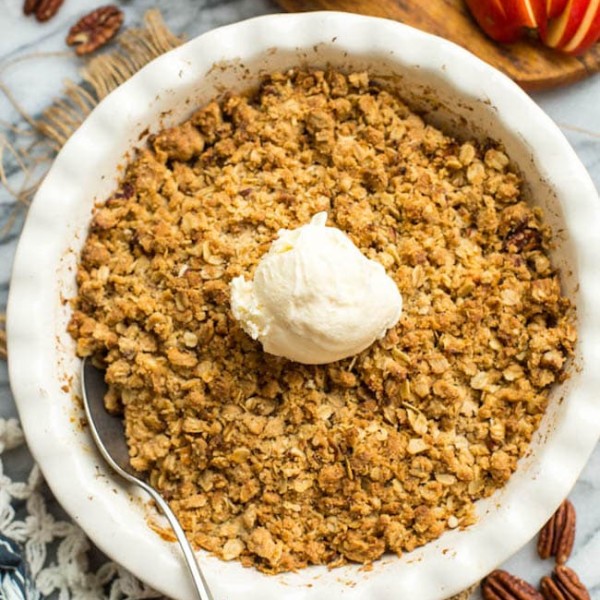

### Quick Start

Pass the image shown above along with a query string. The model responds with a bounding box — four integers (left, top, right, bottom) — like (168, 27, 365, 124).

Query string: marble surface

(0, 1, 599, 598)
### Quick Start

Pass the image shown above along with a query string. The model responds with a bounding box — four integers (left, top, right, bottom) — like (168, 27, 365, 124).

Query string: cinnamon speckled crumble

(68, 69, 576, 573)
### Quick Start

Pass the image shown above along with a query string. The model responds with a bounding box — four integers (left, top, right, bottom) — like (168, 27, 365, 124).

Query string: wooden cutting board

(274, 0, 600, 91)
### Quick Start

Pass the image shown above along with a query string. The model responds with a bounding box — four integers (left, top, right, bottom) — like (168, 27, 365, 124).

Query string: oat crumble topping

(68, 69, 576, 573)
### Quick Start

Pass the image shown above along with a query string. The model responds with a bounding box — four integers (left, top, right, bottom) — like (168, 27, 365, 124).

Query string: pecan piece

(538, 499, 576, 564)
(34, 0, 64, 22)
(504, 225, 542, 253)
(482, 569, 544, 600)
(66, 5, 124, 56)
(540, 565, 590, 600)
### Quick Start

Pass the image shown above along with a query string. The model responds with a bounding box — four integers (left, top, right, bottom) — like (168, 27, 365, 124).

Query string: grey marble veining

(1, 1, 599, 598)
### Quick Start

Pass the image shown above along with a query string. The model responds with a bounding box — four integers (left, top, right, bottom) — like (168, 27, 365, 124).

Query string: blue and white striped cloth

(0, 534, 36, 600)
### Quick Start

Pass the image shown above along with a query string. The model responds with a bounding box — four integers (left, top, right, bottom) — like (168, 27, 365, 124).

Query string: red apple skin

(466, 0, 546, 42)
(506, 0, 548, 39)
(547, 0, 569, 18)
(535, 0, 550, 35)
(507, 0, 547, 29)
(562, 0, 600, 53)
(543, 0, 593, 46)
(465, 0, 523, 42)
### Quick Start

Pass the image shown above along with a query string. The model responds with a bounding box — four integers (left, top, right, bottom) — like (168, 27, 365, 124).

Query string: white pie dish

(7, 10, 600, 600)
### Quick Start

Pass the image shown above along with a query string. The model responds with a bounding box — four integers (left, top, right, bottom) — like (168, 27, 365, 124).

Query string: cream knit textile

(0, 418, 160, 599)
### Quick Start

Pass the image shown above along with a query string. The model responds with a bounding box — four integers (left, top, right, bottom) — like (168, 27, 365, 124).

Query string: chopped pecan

(504, 225, 542, 253)
(66, 5, 124, 56)
(113, 182, 134, 200)
(482, 569, 544, 600)
(537, 499, 576, 564)
(540, 565, 590, 600)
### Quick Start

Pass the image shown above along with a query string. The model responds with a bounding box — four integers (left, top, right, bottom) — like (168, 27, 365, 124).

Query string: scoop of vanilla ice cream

(230, 212, 402, 365)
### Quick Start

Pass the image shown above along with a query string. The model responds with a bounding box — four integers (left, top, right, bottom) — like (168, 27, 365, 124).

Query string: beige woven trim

(0, 9, 183, 361)
(448, 584, 479, 600)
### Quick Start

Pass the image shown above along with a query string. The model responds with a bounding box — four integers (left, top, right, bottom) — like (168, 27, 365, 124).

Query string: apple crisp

(69, 69, 576, 573)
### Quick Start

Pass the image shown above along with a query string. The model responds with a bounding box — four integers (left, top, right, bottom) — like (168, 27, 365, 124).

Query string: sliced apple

(544, 0, 592, 46)
(547, 0, 569, 18)
(562, 0, 600, 52)
(466, 0, 547, 43)
(467, 0, 600, 55)
(545, 0, 600, 53)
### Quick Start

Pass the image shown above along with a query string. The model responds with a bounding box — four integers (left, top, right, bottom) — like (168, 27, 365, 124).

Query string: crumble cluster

(69, 69, 576, 573)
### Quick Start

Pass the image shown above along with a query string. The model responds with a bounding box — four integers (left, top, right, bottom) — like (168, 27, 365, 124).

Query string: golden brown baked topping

(69, 69, 576, 573)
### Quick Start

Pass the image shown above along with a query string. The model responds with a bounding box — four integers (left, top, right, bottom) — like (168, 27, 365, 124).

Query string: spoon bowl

(80, 357, 215, 600)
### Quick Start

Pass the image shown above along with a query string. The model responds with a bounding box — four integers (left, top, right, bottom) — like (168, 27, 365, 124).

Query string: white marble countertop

(0, 1, 598, 598)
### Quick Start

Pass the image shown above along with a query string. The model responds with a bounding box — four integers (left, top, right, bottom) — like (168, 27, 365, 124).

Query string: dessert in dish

(68, 68, 576, 574)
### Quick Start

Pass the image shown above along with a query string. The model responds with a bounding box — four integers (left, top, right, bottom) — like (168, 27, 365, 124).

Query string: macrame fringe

(36, 9, 183, 147)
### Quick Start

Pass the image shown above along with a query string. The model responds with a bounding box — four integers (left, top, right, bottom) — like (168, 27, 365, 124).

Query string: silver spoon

(81, 357, 214, 600)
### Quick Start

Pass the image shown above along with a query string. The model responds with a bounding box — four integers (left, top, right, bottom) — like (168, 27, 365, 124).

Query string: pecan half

(34, 0, 64, 22)
(482, 569, 544, 600)
(23, 0, 40, 16)
(66, 5, 124, 56)
(540, 565, 590, 600)
(538, 499, 576, 565)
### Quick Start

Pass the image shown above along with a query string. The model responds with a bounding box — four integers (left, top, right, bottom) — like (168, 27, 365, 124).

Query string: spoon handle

(137, 479, 215, 600)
